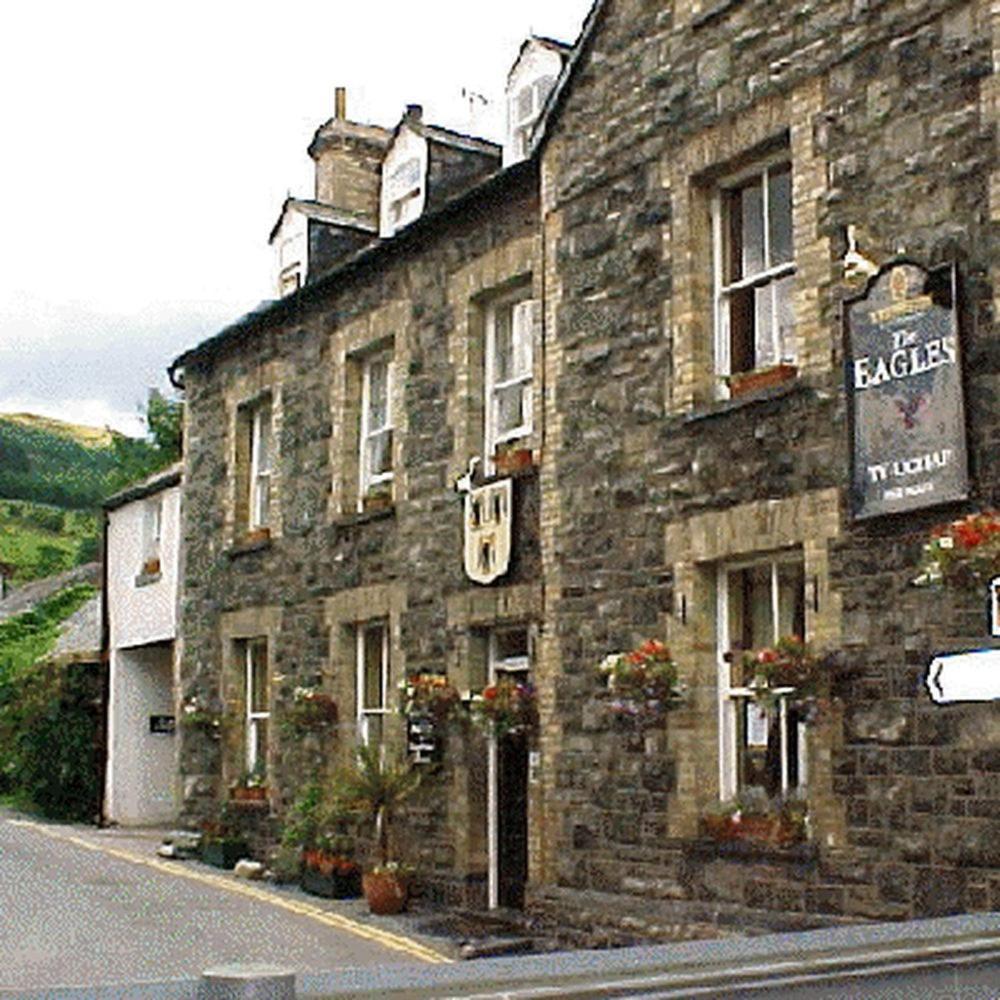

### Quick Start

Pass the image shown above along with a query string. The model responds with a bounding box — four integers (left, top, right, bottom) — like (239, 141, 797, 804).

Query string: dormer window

(508, 76, 555, 162)
(379, 125, 428, 237)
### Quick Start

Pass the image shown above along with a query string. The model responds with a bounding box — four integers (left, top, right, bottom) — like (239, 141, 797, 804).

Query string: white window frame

(142, 498, 162, 565)
(244, 638, 269, 775)
(485, 295, 536, 466)
(249, 399, 272, 531)
(486, 626, 530, 910)
(712, 156, 795, 382)
(359, 353, 394, 507)
(508, 76, 555, 161)
(716, 553, 807, 802)
(356, 620, 390, 747)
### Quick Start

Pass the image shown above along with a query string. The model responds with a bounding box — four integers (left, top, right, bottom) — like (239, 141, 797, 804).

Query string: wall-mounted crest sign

(464, 479, 512, 585)
(926, 648, 1000, 704)
(845, 262, 967, 519)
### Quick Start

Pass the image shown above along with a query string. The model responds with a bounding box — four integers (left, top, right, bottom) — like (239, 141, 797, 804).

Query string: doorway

(487, 627, 530, 910)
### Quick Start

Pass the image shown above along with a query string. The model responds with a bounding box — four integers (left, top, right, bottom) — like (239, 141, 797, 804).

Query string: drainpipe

(95, 506, 112, 826)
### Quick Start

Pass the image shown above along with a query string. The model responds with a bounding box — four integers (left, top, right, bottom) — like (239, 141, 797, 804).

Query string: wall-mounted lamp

(676, 592, 687, 625)
(805, 576, 820, 614)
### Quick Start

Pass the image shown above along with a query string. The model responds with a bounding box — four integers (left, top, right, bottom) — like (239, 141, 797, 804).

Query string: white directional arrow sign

(926, 648, 1000, 704)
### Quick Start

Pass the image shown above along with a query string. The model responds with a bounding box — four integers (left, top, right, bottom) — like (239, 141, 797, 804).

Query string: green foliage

(0, 499, 99, 585)
(334, 743, 421, 866)
(0, 584, 100, 820)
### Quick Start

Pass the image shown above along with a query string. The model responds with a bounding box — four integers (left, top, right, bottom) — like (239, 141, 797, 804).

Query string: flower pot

(245, 527, 271, 545)
(493, 447, 533, 475)
(201, 839, 249, 869)
(362, 870, 409, 915)
(142, 557, 161, 576)
(701, 814, 738, 841)
(301, 865, 363, 899)
(727, 364, 797, 398)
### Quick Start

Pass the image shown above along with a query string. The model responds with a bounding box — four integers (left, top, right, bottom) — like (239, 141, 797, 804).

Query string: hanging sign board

(845, 262, 967, 519)
(464, 479, 513, 585)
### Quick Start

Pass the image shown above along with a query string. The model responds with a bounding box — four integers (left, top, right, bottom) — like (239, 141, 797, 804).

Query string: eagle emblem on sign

(463, 479, 512, 585)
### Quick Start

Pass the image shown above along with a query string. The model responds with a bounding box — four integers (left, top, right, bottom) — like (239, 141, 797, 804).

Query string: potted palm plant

(336, 742, 421, 915)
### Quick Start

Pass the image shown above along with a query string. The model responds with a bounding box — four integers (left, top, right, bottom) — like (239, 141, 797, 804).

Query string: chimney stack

(405, 103, 423, 122)
(335, 87, 347, 120)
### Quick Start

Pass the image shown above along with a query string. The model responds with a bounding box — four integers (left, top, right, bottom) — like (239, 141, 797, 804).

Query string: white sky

(0, 1, 592, 436)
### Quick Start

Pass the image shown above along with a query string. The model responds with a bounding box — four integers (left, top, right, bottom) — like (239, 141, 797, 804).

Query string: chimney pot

(405, 103, 423, 121)
(335, 87, 347, 120)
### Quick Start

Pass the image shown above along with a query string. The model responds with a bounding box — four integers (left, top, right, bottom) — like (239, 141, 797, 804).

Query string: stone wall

(536, 0, 998, 926)
(177, 169, 543, 895)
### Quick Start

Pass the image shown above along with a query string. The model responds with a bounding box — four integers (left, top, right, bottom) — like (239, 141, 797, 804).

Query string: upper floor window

(249, 398, 273, 532)
(714, 161, 794, 378)
(717, 554, 805, 801)
(357, 620, 389, 747)
(359, 354, 393, 504)
(387, 157, 422, 229)
(141, 498, 162, 576)
(485, 295, 537, 461)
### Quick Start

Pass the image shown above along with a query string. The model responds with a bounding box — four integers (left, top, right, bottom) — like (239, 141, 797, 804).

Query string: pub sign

(845, 262, 967, 519)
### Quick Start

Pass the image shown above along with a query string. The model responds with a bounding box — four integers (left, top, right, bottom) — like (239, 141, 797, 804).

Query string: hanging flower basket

(280, 687, 338, 736)
(179, 697, 222, 737)
(598, 639, 685, 731)
(470, 677, 537, 739)
(398, 673, 462, 727)
(913, 511, 1000, 591)
(742, 636, 825, 722)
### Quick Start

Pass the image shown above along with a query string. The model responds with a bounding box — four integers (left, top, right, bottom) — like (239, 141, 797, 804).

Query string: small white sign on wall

(991, 576, 999, 638)
(926, 648, 1000, 704)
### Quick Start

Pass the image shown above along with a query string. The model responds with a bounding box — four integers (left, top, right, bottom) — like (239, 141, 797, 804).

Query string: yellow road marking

(9, 819, 451, 965)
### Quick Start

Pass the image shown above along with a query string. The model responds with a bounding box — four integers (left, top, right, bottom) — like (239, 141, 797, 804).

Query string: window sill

(227, 534, 273, 559)
(683, 378, 807, 425)
(332, 505, 396, 529)
(685, 837, 818, 864)
(134, 571, 162, 588)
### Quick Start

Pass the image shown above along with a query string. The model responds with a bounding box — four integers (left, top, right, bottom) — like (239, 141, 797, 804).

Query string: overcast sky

(0, 1, 591, 436)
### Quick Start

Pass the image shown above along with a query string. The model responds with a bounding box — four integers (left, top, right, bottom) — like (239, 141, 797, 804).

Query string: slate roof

(0, 562, 101, 624)
(267, 198, 377, 245)
(103, 462, 182, 512)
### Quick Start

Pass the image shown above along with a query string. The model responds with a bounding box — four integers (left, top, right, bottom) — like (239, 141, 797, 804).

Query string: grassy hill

(0, 500, 100, 586)
(0, 413, 127, 510)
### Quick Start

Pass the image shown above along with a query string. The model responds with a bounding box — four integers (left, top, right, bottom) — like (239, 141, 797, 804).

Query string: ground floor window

(241, 637, 269, 777)
(357, 620, 389, 747)
(717, 555, 805, 801)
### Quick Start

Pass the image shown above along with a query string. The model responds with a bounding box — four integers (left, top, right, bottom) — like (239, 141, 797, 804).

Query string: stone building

(169, 1, 999, 933)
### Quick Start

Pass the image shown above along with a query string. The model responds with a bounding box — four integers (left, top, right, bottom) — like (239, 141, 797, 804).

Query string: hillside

(0, 500, 100, 586)
(0, 408, 180, 586)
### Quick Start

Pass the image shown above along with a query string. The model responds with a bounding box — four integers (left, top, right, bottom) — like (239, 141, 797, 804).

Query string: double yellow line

(9, 819, 451, 965)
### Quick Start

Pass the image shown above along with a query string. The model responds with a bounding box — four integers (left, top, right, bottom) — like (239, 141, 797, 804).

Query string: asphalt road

(0, 813, 446, 991)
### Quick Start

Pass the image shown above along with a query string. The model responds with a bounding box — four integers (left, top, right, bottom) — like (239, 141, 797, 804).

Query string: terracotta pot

(727, 364, 797, 398)
(245, 527, 271, 545)
(362, 491, 393, 513)
(142, 557, 161, 575)
(493, 447, 533, 474)
(362, 870, 409, 915)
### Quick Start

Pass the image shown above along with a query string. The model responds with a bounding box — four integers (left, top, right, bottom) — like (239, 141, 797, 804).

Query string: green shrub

(0, 584, 100, 819)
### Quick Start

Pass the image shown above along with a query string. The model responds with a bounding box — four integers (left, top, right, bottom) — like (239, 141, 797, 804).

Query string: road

(0, 813, 447, 991)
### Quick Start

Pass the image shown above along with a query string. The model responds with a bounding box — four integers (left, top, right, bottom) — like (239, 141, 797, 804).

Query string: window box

(726, 363, 797, 398)
(245, 526, 271, 546)
(493, 445, 533, 476)
(230, 784, 268, 803)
